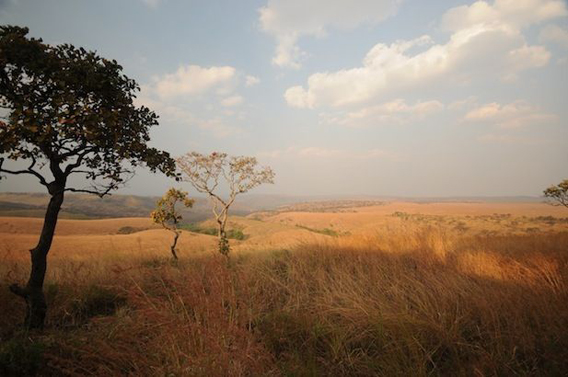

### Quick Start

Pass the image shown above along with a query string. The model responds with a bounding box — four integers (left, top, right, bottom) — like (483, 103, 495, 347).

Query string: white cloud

(259, 0, 401, 68)
(245, 75, 261, 87)
(322, 99, 444, 127)
(285, 0, 565, 109)
(134, 90, 242, 139)
(134, 64, 257, 138)
(464, 100, 557, 128)
(540, 24, 568, 48)
(285, 27, 550, 109)
(154, 65, 236, 99)
(441, 0, 567, 31)
(220, 95, 244, 107)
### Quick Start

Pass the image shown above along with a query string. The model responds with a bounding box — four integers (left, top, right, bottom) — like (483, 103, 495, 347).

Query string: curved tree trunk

(170, 230, 180, 260)
(10, 182, 64, 329)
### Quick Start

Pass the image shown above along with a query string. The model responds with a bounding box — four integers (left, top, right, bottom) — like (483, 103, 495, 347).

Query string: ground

(0, 201, 567, 376)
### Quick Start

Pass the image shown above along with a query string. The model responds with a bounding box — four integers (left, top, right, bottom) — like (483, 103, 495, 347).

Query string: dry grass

(1, 204, 567, 376)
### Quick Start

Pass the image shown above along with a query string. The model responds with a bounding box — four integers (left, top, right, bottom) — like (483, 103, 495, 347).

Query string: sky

(0, 0, 567, 197)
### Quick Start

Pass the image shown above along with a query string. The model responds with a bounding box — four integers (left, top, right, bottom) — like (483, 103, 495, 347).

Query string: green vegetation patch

(180, 223, 248, 240)
(117, 226, 148, 234)
(295, 224, 350, 237)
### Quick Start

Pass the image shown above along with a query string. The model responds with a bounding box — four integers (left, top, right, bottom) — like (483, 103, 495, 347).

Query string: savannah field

(1, 200, 568, 376)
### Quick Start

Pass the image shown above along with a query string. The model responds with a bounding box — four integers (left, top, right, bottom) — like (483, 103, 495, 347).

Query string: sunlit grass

(1, 220, 567, 375)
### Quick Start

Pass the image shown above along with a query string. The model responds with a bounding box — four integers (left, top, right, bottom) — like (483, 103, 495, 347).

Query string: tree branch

(63, 147, 94, 175)
(0, 156, 48, 187)
(64, 186, 114, 198)
(57, 142, 88, 161)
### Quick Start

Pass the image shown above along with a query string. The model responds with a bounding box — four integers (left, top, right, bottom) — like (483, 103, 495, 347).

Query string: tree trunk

(217, 220, 230, 256)
(10, 182, 64, 329)
(170, 230, 180, 260)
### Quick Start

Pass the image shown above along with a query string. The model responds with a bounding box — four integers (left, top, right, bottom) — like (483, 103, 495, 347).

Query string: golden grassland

(1, 202, 567, 376)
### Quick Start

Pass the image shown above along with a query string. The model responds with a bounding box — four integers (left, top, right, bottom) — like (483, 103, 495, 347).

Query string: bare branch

(64, 186, 114, 198)
(0, 156, 48, 187)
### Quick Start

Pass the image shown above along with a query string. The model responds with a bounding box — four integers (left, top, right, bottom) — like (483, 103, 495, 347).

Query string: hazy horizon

(1, 0, 567, 198)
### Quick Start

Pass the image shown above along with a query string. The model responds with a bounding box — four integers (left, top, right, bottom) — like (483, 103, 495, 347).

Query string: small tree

(0, 26, 176, 328)
(176, 152, 274, 256)
(544, 179, 568, 209)
(151, 188, 194, 260)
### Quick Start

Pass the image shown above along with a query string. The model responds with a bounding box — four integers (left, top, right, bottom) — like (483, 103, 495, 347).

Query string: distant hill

(0, 193, 210, 221)
(0, 192, 544, 220)
(0, 192, 301, 221)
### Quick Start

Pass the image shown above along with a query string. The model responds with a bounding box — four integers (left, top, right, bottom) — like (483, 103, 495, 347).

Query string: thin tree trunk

(217, 219, 230, 256)
(10, 182, 64, 329)
(170, 230, 180, 260)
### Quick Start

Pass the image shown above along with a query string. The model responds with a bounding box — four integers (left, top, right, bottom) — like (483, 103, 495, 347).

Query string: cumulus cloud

(539, 24, 568, 48)
(133, 64, 263, 138)
(464, 100, 558, 128)
(322, 99, 444, 127)
(259, 0, 401, 68)
(154, 65, 236, 99)
(285, 0, 565, 109)
(134, 93, 242, 138)
(440, 0, 567, 31)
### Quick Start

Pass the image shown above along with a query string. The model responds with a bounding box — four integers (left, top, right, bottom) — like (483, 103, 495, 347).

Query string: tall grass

(1, 227, 567, 376)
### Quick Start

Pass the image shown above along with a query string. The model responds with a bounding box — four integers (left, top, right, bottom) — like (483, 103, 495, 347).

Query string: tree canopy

(544, 179, 568, 209)
(177, 151, 274, 255)
(0, 25, 176, 194)
(151, 188, 194, 259)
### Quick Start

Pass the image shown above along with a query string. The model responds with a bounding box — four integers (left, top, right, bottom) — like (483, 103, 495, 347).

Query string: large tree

(544, 179, 568, 209)
(176, 152, 274, 256)
(0, 26, 176, 328)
